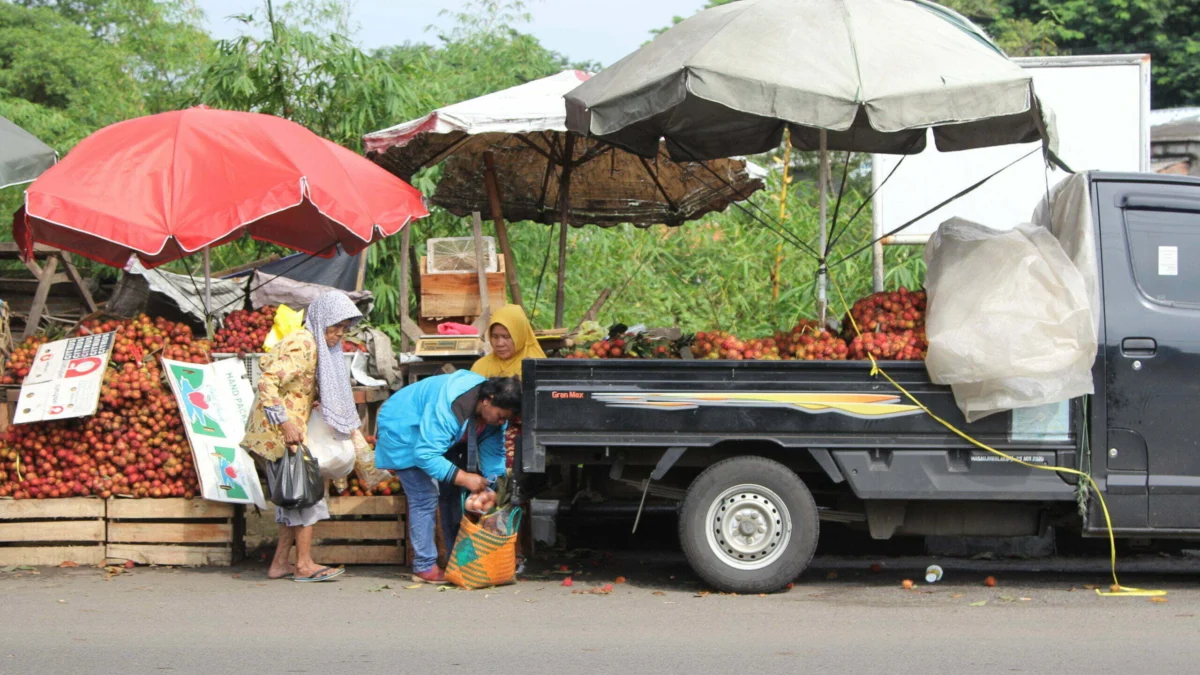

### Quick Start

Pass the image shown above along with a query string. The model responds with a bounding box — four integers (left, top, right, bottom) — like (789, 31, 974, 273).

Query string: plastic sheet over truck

(923, 217, 1096, 422)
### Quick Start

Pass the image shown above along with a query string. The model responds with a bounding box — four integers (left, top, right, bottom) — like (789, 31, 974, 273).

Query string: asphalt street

(2, 551, 1199, 675)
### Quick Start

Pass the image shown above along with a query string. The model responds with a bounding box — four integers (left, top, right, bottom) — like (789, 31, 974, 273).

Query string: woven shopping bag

(445, 502, 524, 590)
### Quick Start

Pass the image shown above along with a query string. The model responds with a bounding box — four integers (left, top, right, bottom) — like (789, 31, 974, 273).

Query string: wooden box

(420, 255, 507, 319)
(105, 498, 239, 567)
(283, 495, 408, 566)
(0, 498, 106, 566)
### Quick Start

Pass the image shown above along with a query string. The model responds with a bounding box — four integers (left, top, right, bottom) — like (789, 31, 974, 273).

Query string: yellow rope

(830, 276, 1163, 598)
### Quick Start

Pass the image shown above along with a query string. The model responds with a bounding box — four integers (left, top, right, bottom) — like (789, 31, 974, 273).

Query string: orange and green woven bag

(445, 503, 524, 590)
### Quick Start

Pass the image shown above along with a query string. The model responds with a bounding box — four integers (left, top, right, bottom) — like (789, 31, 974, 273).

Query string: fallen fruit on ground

(902, 579, 915, 590)
(985, 576, 997, 587)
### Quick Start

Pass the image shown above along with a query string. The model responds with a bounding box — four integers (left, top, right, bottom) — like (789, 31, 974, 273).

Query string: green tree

(15, 0, 212, 112)
(0, 2, 149, 231)
(196, 0, 412, 151)
(1035, 0, 1200, 108)
(940, 0, 1061, 56)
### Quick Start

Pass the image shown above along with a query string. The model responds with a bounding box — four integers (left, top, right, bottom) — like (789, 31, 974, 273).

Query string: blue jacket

(374, 371, 506, 483)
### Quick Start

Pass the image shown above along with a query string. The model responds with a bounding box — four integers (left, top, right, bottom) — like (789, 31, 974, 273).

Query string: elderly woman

(471, 304, 544, 481)
(242, 292, 366, 583)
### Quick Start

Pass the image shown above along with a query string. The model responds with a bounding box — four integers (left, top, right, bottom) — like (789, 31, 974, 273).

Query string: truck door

(1098, 179, 1200, 530)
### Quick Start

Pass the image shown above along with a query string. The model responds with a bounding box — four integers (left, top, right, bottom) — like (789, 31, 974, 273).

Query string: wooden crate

(280, 495, 408, 566)
(105, 498, 240, 567)
(0, 498, 106, 566)
(420, 255, 507, 319)
(0, 386, 17, 435)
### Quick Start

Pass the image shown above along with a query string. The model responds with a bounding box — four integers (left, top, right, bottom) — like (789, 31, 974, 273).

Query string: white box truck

(870, 54, 1152, 289)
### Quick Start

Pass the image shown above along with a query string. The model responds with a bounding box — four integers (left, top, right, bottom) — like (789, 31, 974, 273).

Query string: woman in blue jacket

(374, 371, 521, 583)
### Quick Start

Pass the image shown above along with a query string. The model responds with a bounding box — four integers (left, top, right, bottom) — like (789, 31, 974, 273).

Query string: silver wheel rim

(704, 483, 792, 571)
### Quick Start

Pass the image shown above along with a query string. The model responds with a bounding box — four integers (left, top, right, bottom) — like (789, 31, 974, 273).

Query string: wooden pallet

(0, 498, 106, 566)
(280, 496, 408, 566)
(105, 498, 240, 566)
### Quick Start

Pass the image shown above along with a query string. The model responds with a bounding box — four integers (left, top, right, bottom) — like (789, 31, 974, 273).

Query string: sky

(196, 0, 707, 67)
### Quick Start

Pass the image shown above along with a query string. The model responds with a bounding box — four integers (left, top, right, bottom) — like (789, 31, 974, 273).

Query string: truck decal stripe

(591, 392, 924, 420)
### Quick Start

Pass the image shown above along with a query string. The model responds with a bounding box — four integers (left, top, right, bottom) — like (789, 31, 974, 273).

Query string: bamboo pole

(771, 130, 792, 300)
(554, 133, 576, 329)
(483, 151, 523, 307)
(471, 212, 492, 331)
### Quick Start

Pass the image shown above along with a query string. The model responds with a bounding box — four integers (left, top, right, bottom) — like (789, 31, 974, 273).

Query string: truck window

(1124, 208, 1200, 308)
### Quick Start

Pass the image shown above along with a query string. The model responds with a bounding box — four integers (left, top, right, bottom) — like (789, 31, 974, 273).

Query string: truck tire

(679, 456, 818, 593)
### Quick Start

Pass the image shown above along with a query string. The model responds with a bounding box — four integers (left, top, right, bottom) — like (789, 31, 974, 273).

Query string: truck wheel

(679, 456, 818, 593)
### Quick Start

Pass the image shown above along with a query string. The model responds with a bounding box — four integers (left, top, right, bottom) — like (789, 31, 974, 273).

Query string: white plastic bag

(1031, 172, 1100, 332)
(306, 410, 356, 480)
(923, 218, 1096, 422)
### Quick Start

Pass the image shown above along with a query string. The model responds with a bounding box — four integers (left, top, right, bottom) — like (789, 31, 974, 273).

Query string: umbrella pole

(554, 133, 576, 329)
(203, 246, 213, 339)
(817, 130, 829, 326)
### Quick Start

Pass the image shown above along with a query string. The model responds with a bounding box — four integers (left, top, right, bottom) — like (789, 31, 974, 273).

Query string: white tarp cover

(364, 70, 589, 153)
(127, 258, 246, 323)
(249, 271, 372, 313)
(923, 217, 1096, 422)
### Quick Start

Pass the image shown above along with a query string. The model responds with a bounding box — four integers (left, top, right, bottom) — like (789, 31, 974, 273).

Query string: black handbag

(265, 444, 324, 509)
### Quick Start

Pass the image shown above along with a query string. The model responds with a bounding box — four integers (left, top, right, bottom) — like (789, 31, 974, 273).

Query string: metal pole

(554, 133, 576, 329)
(203, 246, 213, 339)
(817, 130, 829, 325)
(398, 225, 412, 352)
(871, 157, 885, 293)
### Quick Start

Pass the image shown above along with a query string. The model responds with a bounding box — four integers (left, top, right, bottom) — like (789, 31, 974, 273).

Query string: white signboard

(872, 55, 1151, 245)
(163, 358, 266, 508)
(13, 332, 114, 424)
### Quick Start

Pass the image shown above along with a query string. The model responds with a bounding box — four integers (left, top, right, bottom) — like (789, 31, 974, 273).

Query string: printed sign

(13, 333, 114, 424)
(163, 358, 266, 508)
(1158, 246, 1179, 276)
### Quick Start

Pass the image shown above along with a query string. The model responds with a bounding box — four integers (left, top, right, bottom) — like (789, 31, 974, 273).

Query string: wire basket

(426, 237, 498, 274)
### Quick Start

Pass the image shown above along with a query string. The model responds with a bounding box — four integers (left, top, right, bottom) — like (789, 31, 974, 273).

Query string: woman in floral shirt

(242, 292, 365, 582)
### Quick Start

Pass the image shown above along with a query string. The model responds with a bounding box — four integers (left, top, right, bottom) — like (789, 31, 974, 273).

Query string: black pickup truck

(517, 172, 1200, 593)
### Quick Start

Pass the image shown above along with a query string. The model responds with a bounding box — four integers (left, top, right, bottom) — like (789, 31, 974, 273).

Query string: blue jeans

(396, 468, 464, 573)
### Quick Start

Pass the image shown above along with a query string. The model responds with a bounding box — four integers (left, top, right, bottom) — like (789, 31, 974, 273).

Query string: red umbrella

(14, 107, 428, 269)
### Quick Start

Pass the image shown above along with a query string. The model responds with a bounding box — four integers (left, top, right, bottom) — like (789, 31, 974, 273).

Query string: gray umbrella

(0, 115, 56, 190)
(565, 0, 1059, 319)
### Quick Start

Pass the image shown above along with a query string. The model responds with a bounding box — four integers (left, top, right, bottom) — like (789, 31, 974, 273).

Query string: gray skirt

(274, 499, 330, 528)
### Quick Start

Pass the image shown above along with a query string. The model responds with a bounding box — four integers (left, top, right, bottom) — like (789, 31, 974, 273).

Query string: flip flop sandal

(294, 566, 344, 583)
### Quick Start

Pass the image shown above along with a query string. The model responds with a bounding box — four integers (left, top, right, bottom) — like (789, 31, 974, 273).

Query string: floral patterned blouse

(241, 328, 371, 473)
(241, 330, 320, 462)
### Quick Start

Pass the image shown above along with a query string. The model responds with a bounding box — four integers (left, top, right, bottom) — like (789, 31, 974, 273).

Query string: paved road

(3, 552, 1200, 675)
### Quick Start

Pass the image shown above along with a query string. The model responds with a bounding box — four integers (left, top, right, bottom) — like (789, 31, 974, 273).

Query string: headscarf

(304, 292, 363, 434)
(471, 304, 546, 379)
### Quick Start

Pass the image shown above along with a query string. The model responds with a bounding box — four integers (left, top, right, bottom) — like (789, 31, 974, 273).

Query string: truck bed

(521, 359, 1081, 501)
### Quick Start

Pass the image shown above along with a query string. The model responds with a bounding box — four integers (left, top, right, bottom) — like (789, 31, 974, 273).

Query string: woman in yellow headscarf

(471, 304, 544, 501)
(471, 304, 546, 380)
